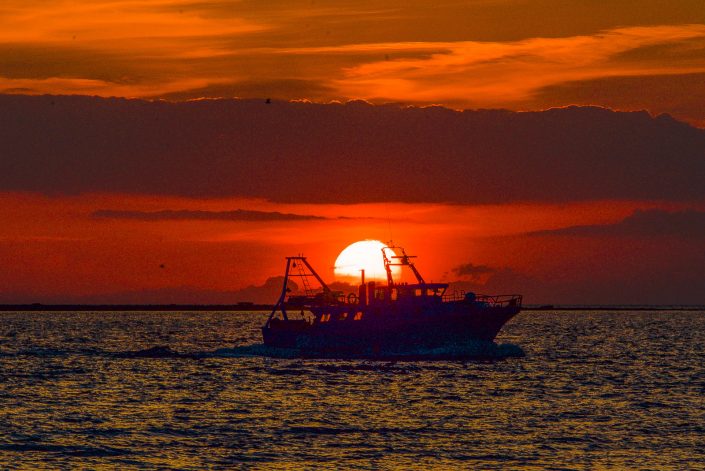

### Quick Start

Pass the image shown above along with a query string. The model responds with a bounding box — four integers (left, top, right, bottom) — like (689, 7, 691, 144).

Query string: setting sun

(333, 240, 401, 281)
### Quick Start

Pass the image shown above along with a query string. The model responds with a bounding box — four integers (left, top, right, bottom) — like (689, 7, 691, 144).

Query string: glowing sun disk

(334, 240, 400, 281)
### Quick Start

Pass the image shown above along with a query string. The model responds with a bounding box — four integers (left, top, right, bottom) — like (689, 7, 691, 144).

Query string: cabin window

(354, 312, 363, 320)
(415, 288, 422, 296)
(339, 312, 348, 321)
(391, 289, 398, 301)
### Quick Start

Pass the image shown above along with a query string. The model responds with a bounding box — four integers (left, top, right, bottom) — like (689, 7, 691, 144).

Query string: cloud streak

(335, 25, 705, 108)
(92, 209, 328, 221)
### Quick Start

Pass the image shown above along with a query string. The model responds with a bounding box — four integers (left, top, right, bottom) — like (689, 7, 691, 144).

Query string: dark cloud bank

(2, 95, 704, 203)
(530, 209, 705, 237)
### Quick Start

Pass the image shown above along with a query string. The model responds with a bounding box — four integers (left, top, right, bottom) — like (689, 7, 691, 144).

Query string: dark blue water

(0, 310, 703, 469)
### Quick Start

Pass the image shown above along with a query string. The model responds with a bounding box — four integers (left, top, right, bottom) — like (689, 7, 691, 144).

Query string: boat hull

(262, 301, 520, 354)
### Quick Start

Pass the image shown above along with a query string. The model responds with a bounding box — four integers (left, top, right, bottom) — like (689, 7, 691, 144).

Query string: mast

(382, 245, 425, 285)
(266, 256, 330, 324)
(268, 258, 292, 322)
(297, 257, 331, 293)
(398, 247, 425, 284)
(382, 247, 395, 286)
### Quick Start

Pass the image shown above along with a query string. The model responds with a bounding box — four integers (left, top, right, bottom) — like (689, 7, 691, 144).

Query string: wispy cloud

(452, 263, 495, 277)
(0, 0, 267, 43)
(451, 262, 496, 283)
(335, 25, 705, 107)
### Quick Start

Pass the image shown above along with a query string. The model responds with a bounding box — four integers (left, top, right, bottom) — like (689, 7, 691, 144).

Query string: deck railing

(442, 291, 523, 308)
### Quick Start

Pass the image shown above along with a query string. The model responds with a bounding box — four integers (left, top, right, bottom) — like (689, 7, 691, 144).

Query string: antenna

(385, 204, 393, 242)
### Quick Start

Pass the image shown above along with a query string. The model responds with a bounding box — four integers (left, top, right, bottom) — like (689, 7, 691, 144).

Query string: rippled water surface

(1, 310, 703, 469)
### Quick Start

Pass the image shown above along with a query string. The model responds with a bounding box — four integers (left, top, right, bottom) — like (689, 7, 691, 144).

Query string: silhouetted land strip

(0, 304, 274, 312)
(522, 305, 705, 311)
(0, 304, 703, 311)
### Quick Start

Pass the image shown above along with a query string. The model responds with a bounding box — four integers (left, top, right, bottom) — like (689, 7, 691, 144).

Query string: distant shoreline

(0, 304, 274, 312)
(521, 306, 704, 311)
(0, 304, 702, 312)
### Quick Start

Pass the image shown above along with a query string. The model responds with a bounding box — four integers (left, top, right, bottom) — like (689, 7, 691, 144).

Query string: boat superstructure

(262, 245, 522, 355)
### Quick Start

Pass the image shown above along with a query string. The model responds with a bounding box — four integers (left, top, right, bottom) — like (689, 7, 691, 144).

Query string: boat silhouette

(262, 245, 522, 356)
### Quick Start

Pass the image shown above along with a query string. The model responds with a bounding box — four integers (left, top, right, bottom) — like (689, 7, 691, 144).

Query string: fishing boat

(262, 245, 522, 356)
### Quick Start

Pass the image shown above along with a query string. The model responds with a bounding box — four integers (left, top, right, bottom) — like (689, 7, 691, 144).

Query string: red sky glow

(1, 2, 704, 304)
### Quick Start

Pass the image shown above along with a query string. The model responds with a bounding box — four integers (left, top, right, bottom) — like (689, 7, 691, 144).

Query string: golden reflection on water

(0, 310, 703, 469)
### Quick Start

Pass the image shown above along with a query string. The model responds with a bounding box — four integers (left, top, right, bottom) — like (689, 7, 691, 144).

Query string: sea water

(0, 310, 703, 469)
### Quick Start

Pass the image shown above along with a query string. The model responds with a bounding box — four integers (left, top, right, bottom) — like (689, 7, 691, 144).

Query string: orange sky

(0, 191, 702, 304)
(2, 1, 705, 126)
(2, 2, 705, 304)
